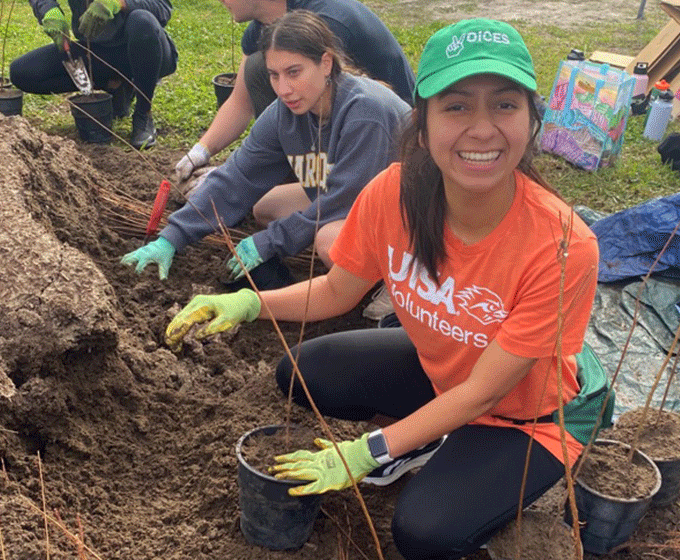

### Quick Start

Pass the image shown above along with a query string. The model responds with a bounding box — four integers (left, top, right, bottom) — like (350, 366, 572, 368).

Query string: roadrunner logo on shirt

(446, 30, 510, 58)
(456, 286, 508, 325)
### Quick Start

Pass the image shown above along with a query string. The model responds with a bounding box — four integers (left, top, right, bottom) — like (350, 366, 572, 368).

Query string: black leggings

(275, 328, 566, 560)
(9, 10, 177, 114)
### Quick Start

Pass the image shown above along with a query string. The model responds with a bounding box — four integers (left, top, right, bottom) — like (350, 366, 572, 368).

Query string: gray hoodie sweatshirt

(160, 73, 410, 263)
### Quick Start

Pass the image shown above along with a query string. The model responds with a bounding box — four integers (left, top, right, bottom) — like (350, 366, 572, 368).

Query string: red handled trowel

(63, 40, 92, 95)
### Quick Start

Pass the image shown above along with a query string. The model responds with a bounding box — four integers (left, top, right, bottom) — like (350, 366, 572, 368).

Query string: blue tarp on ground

(586, 280, 680, 418)
(590, 192, 680, 282)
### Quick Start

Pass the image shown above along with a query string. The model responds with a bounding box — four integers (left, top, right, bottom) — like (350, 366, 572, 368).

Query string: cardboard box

(626, 2, 680, 94)
(589, 51, 634, 69)
(661, 0, 680, 24)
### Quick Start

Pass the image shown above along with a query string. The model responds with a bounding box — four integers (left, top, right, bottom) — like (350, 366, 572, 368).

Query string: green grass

(3, 0, 680, 213)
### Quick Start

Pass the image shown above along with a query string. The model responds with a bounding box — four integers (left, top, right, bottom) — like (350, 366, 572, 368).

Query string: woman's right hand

(120, 237, 176, 280)
(164, 290, 261, 351)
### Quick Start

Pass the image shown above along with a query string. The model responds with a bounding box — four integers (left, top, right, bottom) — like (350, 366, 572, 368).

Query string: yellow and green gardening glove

(271, 433, 379, 496)
(78, 0, 121, 38)
(42, 8, 70, 51)
(225, 236, 264, 282)
(164, 289, 261, 351)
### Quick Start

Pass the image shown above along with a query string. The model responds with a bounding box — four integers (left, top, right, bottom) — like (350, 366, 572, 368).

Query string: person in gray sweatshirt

(122, 10, 410, 289)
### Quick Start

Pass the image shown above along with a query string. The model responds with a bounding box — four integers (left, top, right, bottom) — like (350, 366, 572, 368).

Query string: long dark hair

(399, 90, 557, 285)
(258, 10, 346, 82)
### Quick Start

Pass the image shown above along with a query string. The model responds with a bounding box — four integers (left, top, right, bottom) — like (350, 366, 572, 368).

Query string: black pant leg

(275, 328, 435, 421)
(392, 425, 565, 560)
(124, 9, 177, 114)
(243, 50, 276, 118)
(9, 43, 75, 94)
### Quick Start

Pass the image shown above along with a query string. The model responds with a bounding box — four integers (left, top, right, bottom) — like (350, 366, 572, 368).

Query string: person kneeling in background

(10, 0, 178, 149)
(121, 11, 409, 291)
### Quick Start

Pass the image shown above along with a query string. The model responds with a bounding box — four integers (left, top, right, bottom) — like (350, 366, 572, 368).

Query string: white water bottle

(643, 90, 674, 141)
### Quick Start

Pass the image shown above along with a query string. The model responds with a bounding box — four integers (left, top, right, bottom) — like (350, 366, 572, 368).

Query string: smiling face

(265, 48, 333, 116)
(423, 74, 531, 199)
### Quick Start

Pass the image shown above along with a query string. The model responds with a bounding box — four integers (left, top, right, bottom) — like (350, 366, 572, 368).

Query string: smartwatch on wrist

(367, 429, 392, 465)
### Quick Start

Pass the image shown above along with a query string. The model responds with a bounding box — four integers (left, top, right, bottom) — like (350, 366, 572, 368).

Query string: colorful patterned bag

(540, 60, 635, 171)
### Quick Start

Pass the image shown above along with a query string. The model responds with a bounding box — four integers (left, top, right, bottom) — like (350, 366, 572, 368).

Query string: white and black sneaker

(362, 436, 445, 486)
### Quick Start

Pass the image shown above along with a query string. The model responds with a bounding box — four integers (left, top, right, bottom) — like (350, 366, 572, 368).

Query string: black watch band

(367, 429, 392, 465)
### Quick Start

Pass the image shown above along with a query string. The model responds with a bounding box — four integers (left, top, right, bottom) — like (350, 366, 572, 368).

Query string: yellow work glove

(164, 289, 261, 351)
(271, 433, 379, 496)
(78, 0, 121, 38)
(42, 8, 70, 50)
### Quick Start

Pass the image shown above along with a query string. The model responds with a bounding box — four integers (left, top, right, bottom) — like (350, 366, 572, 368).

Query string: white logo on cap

(446, 31, 511, 58)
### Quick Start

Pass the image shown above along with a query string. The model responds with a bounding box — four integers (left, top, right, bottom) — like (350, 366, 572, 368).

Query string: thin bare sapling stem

(37, 452, 50, 560)
(576, 217, 680, 470)
(0, 0, 18, 85)
(285, 95, 324, 441)
(211, 202, 386, 560)
(627, 321, 680, 462)
(657, 348, 679, 420)
(553, 211, 583, 560)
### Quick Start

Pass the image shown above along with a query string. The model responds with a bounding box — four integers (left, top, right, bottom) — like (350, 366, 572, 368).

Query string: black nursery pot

(565, 439, 661, 555)
(212, 72, 236, 109)
(0, 88, 23, 117)
(652, 455, 680, 507)
(69, 92, 113, 143)
(235, 425, 322, 550)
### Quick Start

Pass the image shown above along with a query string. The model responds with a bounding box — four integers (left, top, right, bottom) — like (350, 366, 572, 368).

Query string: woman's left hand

(225, 236, 263, 282)
(271, 433, 379, 496)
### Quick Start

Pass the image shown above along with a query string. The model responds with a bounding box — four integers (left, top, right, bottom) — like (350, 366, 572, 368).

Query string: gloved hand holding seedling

(164, 290, 261, 351)
(225, 236, 263, 282)
(270, 433, 379, 496)
(78, 0, 122, 38)
(42, 8, 70, 51)
(120, 237, 175, 280)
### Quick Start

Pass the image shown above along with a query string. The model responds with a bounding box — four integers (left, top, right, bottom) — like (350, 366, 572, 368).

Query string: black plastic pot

(236, 425, 322, 550)
(652, 455, 680, 507)
(69, 92, 113, 143)
(0, 88, 23, 116)
(213, 72, 236, 109)
(565, 439, 661, 554)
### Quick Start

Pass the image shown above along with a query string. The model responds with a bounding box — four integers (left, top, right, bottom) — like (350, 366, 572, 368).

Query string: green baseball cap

(415, 18, 536, 100)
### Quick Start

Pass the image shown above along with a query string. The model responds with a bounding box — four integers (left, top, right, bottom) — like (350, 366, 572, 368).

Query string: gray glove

(175, 143, 211, 181)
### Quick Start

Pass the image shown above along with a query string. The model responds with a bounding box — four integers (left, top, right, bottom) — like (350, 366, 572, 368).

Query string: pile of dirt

(0, 115, 678, 560)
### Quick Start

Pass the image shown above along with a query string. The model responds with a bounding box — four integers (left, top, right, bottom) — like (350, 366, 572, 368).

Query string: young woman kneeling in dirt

(121, 10, 410, 290)
(163, 19, 605, 559)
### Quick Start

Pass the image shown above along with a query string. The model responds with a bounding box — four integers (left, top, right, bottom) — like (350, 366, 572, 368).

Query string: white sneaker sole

(362, 449, 437, 486)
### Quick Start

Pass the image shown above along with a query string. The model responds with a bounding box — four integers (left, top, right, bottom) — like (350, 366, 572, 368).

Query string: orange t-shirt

(330, 163, 599, 465)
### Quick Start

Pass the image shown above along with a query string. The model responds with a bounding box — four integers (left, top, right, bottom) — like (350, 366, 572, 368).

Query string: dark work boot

(110, 81, 134, 119)
(131, 111, 157, 150)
